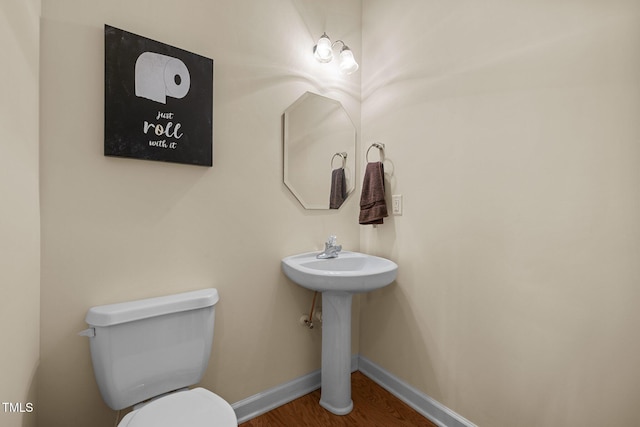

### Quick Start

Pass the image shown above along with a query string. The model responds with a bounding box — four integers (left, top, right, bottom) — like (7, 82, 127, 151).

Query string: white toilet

(81, 288, 238, 426)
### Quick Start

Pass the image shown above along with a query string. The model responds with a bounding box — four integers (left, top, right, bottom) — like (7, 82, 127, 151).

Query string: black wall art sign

(105, 25, 213, 166)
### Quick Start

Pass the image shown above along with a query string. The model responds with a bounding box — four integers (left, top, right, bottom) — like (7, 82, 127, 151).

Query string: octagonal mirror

(283, 92, 356, 209)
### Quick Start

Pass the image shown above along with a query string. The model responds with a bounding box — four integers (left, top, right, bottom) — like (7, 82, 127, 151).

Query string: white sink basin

(281, 251, 398, 293)
(281, 250, 398, 416)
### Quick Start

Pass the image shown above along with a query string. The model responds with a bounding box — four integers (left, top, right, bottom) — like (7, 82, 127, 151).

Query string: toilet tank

(83, 288, 219, 410)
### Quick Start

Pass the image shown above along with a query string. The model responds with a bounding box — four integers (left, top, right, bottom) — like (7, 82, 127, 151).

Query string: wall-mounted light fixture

(313, 32, 359, 75)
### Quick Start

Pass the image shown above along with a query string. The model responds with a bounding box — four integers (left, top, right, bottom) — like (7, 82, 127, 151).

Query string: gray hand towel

(330, 167, 347, 209)
(359, 162, 388, 225)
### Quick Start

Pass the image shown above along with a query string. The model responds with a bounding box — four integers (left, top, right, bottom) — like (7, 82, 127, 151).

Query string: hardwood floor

(240, 371, 438, 426)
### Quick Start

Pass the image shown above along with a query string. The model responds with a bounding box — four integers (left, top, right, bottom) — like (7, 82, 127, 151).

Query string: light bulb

(338, 47, 359, 74)
(313, 33, 333, 63)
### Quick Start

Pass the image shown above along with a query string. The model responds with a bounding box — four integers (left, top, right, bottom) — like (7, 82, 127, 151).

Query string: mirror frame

(282, 92, 357, 210)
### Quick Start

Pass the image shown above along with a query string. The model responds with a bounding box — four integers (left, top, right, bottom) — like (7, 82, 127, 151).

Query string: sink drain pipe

(305, 291, 319, 329)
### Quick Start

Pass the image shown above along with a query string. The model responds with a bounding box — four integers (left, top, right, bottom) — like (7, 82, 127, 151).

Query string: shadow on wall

(21, 362, 38, 427)
(360, 281, 440, 399)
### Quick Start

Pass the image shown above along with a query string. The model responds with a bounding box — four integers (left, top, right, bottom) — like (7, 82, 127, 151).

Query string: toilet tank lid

(85, 288, 219, 327)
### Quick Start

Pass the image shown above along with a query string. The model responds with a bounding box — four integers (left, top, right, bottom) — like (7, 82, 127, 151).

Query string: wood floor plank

(241, 372, 437, 426)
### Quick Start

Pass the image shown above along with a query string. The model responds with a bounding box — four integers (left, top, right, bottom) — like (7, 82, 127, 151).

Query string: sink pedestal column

(319, 291, 353, 415)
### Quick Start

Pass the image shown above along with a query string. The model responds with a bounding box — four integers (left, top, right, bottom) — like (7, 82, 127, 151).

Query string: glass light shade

(338, 48, 359, 74)
(314, 35, 333, 63)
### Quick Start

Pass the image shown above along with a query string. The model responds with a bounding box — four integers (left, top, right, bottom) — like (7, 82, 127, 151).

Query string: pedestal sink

(281, 251, 398, 415)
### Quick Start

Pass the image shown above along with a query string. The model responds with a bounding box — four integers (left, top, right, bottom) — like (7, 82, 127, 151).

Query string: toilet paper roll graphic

(135, 52, 191, 104)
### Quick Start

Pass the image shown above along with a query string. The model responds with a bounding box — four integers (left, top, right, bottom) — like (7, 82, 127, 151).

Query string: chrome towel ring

(366, 142, 385, 162)
(331, 152, 347, 168)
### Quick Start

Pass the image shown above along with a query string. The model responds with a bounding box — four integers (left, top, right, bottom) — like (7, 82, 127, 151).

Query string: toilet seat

(118, 388, 237, 427)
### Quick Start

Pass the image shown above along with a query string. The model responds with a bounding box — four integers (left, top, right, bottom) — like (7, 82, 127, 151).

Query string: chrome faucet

(316, 235, 342, 259)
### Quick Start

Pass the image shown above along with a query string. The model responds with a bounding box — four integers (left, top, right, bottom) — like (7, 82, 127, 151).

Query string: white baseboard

(231, 369, 319, 424)
(232, 354, 475, 427)
(358, 355, 476, 427)
(232, 354, 358, 424)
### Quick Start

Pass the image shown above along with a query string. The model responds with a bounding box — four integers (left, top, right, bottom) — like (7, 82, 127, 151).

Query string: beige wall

(360, 1, 640, 426)
(12, 1, 640, 426)
(39, 1, 361, 426)
(0, 1, 41, 427)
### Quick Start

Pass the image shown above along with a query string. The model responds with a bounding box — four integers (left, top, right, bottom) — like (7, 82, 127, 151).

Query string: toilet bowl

(118, 388, 236, 427)
(81, 288, 238, 426)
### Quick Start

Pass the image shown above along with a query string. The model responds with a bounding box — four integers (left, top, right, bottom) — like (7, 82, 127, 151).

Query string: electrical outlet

(392, 194, 403, 215)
